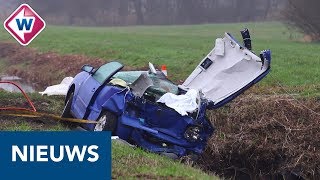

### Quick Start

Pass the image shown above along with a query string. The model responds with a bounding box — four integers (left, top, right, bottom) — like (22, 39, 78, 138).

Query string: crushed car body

(62, 29, 271, 158)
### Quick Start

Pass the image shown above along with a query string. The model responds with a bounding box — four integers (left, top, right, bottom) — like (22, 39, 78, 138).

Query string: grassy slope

(113, 142, 216, 179)
(1, 22, 319, 92)
(0, 92, 67, 131)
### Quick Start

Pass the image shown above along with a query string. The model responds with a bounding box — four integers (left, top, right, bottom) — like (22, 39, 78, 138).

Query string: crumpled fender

(101, 87, 133, 115)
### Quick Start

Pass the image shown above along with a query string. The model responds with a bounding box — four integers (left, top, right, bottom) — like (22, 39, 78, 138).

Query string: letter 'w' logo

(4, 4, 46, 46)
(16, 19, 34, 31)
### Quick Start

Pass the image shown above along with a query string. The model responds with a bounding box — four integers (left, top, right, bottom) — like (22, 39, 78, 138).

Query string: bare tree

(284, 0, 320, 41)
(131, 0, 144, 25)
(13, 0, 284, 26)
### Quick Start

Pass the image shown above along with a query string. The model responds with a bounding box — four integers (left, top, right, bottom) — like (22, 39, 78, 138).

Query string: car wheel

(94, 111, 117, 133)
(61, 92, 74, 118)
(61, 92, 77, 129)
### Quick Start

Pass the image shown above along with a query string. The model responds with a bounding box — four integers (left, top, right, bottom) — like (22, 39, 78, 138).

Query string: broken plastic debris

(148, 62, 157, 74)
(183, 33, 269, 105)
(157, 89, 198, 116)
(109, 78, 128, 88)
(111, 136, 119, 140)
(39, 77, 73, 96)
(214, 38, 225, 56)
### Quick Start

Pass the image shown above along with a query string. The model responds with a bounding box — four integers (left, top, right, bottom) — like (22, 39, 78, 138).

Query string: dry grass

(199, 94, 320, 179)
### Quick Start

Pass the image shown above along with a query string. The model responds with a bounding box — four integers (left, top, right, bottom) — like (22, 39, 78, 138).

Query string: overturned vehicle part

(62, 29, 271, 158)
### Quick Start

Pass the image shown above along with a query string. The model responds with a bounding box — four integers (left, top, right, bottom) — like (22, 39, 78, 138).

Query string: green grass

(1, 22, 319, 90)
(5, 121, 33, 131)
(0, 58, 7, 70)
(112, 141, 215, 179)
(0, 91, 67, 131)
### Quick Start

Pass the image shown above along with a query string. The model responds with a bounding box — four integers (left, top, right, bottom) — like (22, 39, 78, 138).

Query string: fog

(1, 0, 286, 26)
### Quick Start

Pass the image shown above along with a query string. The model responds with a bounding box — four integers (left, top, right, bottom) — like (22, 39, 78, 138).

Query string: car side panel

(82, 85, 126, 130)
(71, 62, 124, 119)
(74, 76, 100, 119)
(69, 72, 90, 118)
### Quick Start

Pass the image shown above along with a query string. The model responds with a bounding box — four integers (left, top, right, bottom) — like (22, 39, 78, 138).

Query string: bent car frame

(62, 29, 271, 158)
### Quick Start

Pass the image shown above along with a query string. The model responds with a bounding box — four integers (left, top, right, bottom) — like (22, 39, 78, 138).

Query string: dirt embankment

(200, 95, 320, 179)
(0, 42, 106, 89)
(0, 42, 147, 89)
(0, 42, 145, 89)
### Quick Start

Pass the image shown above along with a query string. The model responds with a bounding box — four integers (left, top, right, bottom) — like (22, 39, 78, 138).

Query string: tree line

(2, 0, 319, 41)
(284, 0, 320, 41)
(1, 0, 285, 26)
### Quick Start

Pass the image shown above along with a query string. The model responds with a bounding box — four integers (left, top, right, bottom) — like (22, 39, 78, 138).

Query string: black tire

(94, 111, 118, 134)
(61, 92, 76, 128)
(61, 92, 74, 118)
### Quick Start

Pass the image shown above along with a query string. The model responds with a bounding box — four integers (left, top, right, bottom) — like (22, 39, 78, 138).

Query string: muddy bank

(200, 95, 320, 179)
(0, 42, 146, 90)
(0, 42, 106, 89)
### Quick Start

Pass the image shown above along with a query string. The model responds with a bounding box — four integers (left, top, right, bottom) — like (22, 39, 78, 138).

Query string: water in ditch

(0, 75, 35, 93)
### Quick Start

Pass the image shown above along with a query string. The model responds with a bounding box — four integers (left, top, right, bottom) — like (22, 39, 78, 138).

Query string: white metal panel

(182, 33, 269, 104)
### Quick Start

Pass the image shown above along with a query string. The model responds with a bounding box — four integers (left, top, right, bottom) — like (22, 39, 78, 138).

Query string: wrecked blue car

(62, 30, 271, 158)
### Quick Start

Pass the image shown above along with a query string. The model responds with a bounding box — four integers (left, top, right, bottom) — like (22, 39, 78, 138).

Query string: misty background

(1, 0, 286, 26)
(1, 0, 319, 41)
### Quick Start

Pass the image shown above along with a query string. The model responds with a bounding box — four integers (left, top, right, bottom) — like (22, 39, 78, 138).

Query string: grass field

(113, 141, 216, 179)
(0, 22, 319, 94)
(0, 22, 319, 179)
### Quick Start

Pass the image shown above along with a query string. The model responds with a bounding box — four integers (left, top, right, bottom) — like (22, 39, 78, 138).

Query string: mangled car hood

(181, 32, 271, 108)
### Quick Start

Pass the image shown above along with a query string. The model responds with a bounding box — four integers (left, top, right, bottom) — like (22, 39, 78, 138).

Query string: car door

(181, 33, 271, 109)
(72, 62, 124, 119)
